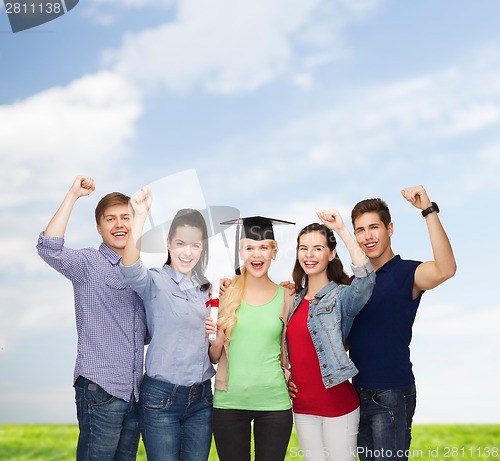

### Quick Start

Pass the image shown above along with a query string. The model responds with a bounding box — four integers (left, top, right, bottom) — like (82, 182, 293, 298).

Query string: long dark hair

(165, 208, 210, 291)
(292, 223, 351, 292)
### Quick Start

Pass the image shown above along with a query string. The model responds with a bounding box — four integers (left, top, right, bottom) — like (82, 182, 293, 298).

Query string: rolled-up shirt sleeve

(36, 232, 87, 283)
(119, 259, 152, 299)
(350, 257, 374, 278)
(340, 258, 376, 341)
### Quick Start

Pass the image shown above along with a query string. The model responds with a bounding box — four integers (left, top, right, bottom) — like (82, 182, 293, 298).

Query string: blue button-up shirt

(36, 234, 147, 401)
(120, 261, 215, 386)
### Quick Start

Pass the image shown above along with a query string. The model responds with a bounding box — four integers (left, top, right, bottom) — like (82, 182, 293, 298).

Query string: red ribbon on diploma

(205, 299, 220, 308)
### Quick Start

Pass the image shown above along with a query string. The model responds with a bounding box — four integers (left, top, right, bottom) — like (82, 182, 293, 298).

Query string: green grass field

(0, 424, 498, 460)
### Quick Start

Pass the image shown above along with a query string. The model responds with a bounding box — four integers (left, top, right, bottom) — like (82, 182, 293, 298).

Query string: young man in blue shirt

(348, 185, 456, 461)
(37, 176, 147, 461)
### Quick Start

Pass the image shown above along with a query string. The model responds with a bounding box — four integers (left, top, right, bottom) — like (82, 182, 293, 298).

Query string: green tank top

(214, 285, 291, 410)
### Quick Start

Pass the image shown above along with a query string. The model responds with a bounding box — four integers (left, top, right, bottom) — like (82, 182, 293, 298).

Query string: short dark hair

(292, 223, 351, 292)
(351, 198, 391, 229)
(94, 192, 130, 225)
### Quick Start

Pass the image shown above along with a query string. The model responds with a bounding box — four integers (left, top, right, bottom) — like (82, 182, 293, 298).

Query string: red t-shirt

(287, 298, 359, 417)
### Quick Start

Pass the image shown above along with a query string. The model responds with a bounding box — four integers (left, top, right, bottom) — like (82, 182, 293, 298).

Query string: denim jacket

(288, 259, 375, 388)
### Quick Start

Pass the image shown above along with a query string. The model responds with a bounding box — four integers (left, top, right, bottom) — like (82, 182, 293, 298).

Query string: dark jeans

(355, 384, 417, 461)
(139, 374, 213, 461)
(212, 408, 293, 461)
(74, 376, 140, 461)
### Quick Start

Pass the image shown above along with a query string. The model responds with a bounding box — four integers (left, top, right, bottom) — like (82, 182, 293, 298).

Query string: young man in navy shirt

(348, 185, 456, 461)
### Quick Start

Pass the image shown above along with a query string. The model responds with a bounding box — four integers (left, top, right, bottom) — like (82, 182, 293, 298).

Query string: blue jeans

(74, 376, 140, 461)
(139, 374, 213, 461)
(355, 384, 416, 461)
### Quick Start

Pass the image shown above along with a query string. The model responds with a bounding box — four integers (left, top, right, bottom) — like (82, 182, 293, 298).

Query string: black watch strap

(421, 202, 439, 217)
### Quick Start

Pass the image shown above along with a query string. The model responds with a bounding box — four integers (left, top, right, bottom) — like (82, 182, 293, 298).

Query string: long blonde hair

(218, 239, 278, 340)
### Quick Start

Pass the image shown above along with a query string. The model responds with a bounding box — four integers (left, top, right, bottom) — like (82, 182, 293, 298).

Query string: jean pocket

(142, 392, 170, 411)
(203, 392, 214, 406)
(87, 385, 114, 407)
(371, 389, 399, 410)
(404, 390, 417, 418)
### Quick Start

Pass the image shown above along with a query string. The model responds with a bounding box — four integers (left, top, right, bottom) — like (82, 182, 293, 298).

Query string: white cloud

(0, 70, 144, 358)
(0, 234, 46, 276)
(0, 278, 75, 354)
(200, 45, 500, 199)
(441, 103, 500, 136)
(416, 304, 500, 336)
(461, 139, 500, 193)
(0, 71, 142, 206)
(82, 0, 175, 27)
(108, 0, 381, 94)
(292, 73, 314, 90)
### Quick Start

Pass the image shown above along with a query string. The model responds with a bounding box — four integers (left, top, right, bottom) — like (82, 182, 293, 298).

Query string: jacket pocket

(313, 298, 341, 330)
(314, 298, 336, 315)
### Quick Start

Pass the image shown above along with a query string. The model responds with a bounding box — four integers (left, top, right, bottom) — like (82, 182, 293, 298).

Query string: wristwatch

(421, 202, 439, 217)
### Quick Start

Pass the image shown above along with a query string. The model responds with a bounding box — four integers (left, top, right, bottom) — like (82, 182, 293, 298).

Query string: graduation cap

(220, 216, 295, 274)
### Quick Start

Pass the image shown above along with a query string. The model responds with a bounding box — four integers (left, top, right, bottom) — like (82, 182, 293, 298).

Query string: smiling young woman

(119, 187, 214, 461)
(205, 216, 295, 461)
(286, 210, 375, 461)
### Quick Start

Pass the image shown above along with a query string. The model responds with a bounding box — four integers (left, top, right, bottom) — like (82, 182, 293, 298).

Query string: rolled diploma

(209, 277, 219, 341)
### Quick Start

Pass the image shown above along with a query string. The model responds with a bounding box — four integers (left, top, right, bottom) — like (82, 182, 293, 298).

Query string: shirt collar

(376, 254, 401, 273)
(315, 280, 339, 298)
(162, 264, 202, 288)
(98, 243, 122, 265)
(296, 279, 338, 301)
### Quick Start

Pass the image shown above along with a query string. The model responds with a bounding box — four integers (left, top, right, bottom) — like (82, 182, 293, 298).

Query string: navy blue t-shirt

(348, 255, 422, 388)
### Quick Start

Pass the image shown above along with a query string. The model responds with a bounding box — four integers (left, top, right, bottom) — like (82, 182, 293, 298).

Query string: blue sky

(1, 0, 499, 424)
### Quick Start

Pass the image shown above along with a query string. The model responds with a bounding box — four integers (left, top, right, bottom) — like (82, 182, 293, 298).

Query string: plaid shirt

(37, 233, 147, 402)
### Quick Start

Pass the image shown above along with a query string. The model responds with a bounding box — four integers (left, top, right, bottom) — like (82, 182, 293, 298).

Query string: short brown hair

(351, 198, 391, 229)
(94, 192, 130, 224)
